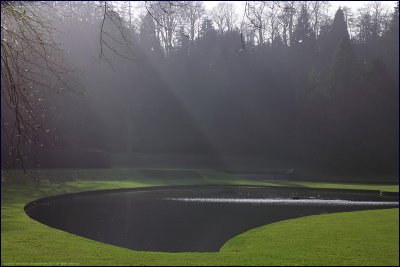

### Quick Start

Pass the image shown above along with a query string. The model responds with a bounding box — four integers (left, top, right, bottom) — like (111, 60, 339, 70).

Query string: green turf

(230, 179, 399, 192)
(1, 169, 399, 265)
(221, 208, 399, 266)
(2, 168, 398, 192)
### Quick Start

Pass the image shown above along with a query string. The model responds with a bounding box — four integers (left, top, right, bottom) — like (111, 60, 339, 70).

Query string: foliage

(1, 2, 398, 175)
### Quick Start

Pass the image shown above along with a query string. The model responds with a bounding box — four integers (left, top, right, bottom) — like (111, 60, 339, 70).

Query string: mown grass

(221, 209, 399, 266)
(3, 168, 398, 192)
(1, 168, 399, 265)
(230, 179, 399, 192)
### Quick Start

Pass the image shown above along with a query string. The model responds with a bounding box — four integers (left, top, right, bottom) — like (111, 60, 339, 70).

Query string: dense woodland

(1, 1, 399, 175)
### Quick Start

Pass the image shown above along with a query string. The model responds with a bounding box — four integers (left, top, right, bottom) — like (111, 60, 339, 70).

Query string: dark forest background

(1, 1, 399, 176)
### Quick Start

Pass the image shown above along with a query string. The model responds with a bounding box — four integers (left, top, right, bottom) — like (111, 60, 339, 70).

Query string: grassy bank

(1, 168, 399, 265)
(2, 168, 398, 192)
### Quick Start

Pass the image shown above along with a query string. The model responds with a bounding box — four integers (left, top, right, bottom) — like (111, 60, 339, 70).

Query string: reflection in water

(166, 197, 399, 206)
(25, 186, 399, 252)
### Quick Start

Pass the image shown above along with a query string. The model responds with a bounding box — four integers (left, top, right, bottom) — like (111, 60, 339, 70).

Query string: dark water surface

(25, 185, 398, 252)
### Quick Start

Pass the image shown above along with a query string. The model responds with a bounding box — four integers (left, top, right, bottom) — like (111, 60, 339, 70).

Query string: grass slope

(222, 209, 399, 266)
(1, 169, 399, 265)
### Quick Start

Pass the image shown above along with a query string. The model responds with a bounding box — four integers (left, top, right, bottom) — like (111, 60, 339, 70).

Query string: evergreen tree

(318, 8, 350, 70)
(197, 18, 218, 57)
(176, 26, 190, 55)
(271, 34, 284, 49)
(292, 5, 317, 101)
(199, 18, 217, 38)
(330, 35, 359, 100)
(386, 2, 399, 83)
(330, 8, 350, 48)
(293, 5, 316, 47)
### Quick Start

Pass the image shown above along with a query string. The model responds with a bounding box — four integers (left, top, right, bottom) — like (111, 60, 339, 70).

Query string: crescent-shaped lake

(25, 185, 398, 252)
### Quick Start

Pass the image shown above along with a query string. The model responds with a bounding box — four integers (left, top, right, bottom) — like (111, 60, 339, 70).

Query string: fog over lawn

(1, 1, 398, 179)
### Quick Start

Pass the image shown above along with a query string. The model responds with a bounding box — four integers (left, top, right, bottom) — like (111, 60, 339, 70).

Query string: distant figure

(286, 168, 296, 179)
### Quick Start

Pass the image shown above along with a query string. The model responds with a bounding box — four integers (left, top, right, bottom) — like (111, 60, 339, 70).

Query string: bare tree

(266, 1, 282, 42)
(282, 1, 298, 46)
(182, 1, 205, 43)
(341, 6, 357, 39)
(0, 1, 136, 169)
(355, 2, 391, 44)
(210, 2, 238, 34)
(1, 1, 75, 169)
(245, 1, 286, 46)
(308, 1, 330, 37)
(98, 2, 136, 64)
(245, 1, 268, 45)
(144, 1, 189, 56)
(366, 1, 391, 39)
(240, 19, 257, 47)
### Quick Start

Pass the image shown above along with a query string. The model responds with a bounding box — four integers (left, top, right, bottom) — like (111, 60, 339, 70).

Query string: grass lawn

(1, 168, 399, 266)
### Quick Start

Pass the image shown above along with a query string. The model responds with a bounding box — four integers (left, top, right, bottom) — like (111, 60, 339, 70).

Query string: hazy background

(1, 1, 398, 182)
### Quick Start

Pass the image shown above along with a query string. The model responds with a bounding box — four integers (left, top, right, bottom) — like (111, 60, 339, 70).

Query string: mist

(1, 1, 399, 183)
(2, 2, 400, 265)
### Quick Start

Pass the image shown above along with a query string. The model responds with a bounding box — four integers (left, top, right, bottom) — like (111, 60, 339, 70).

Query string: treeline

(1, 1, 398, 175)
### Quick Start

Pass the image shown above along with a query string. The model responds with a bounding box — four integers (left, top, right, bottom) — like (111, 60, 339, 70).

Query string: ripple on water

(165, 197, 399, 206)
